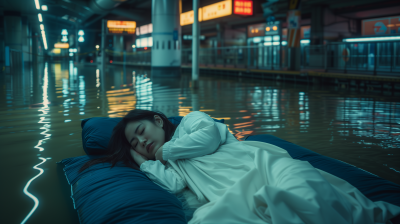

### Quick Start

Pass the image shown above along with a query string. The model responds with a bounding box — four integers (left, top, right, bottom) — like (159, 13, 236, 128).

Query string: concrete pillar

(310, 5, 324, 46)
(4, 12, 22, 71)
(192, 0, 199, 88)
(32, 31, 39, 72)
(151, 0, 181, 77)
(0, 15, 5, 64)
(21, 16, 29, 66)
(309, 5, 325, 67)
(4, 13, 22, 51)
(113, 35, 123, 61)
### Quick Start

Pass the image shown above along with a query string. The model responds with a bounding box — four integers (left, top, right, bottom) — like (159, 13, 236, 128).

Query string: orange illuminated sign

(180, 9, 202, 26)
(180, 0, 232, 26)
(54, 43, 69, 48)
(107, 20, 136, 34)
(362, 16, 400, 36)
(202, 0, 232, 21)
(234, 0, 252, 15)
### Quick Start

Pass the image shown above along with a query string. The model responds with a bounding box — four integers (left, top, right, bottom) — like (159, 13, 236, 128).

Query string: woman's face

(125, 115, 165, 160)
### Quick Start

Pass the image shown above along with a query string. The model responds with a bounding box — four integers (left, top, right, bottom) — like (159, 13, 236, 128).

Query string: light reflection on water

(21, 157, 47, 224)
(0, 62, 399, 223)
(22, 63, 51, 224)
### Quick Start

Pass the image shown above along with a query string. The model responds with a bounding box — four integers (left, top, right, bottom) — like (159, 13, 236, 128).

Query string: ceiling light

(96, 45, 99, 49)
(35, 0, 40, 10)
(40, 24, 44, 31)
(41, 30, 48, 50)
(41, 5, 48, 11)
(38, 13, 43, 22)
(343, 36, 400, 42)
(78, 30, 84, 36)
(78, 36, 84, 42)
(300, 39, 310, 44)
(61, 29, 68, 35)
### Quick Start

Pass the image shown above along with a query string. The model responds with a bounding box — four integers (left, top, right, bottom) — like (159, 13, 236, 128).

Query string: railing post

(373, 43, 377, 76)
(214, 47, 217, 67)
(390, 42, 393, 73)
(324, 45, 327, 72)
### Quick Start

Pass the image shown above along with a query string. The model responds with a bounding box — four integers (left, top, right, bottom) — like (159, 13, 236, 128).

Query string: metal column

(101, 19, 106, 72)
(192, 0, 199, 88)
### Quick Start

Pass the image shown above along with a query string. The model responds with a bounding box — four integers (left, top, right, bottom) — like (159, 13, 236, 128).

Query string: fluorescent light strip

(343, 36, 400, 42)
(34, 0, 40, 10)
(40, 24, 44, 31)
(38, 13, 42, 22)
(300, 39, 310, 44)
(41, 30, 48, 50)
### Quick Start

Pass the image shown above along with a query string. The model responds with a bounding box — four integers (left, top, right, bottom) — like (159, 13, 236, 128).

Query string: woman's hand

(155, 145, 166, 165)
(130, 149, 148, 167)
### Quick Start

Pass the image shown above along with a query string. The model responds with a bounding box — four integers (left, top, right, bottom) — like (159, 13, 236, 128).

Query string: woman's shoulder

(184, 111, 212, 119)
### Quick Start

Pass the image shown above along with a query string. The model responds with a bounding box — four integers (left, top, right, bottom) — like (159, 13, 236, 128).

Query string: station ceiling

(1, 0, 399, 50)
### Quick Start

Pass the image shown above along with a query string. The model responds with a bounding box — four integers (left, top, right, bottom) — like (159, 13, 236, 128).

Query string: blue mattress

(59, 116, 400, 223)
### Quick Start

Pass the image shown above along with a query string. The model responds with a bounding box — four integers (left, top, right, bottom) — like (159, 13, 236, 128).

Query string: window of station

(168, 40, 171, 49)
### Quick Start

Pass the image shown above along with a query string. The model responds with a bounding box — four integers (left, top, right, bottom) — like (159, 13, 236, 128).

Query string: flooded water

(1, 61, 399, 224)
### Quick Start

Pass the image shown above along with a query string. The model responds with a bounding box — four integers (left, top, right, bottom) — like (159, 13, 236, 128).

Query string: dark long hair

(79, 109, 176, 172)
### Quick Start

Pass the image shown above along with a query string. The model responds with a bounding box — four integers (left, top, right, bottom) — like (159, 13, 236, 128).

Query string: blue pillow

(81, 116, 224, 155)
(245, 134, 400, 224)
(59, 155, 187, 224)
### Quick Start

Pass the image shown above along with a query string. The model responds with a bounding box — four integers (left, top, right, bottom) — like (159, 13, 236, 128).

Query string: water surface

(1, 61, 399, 223)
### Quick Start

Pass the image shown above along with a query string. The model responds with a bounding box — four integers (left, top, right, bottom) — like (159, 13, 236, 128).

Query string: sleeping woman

(80, 109, 400, 224)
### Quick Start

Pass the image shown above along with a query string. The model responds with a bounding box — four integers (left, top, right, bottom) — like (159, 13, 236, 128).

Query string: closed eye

(134, 129, 145, 148)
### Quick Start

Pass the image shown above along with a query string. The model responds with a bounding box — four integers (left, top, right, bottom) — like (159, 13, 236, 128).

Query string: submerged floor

(1, 61, 399, 223)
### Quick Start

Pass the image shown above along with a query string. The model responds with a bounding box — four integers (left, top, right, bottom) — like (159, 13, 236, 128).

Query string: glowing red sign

(234, 0, 252, 15)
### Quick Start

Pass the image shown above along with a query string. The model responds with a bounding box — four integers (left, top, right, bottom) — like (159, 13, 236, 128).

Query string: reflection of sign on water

(374, 22, 387, 34)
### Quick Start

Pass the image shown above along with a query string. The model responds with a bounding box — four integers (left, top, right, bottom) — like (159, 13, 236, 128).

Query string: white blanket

(140, 111, 400, 223)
